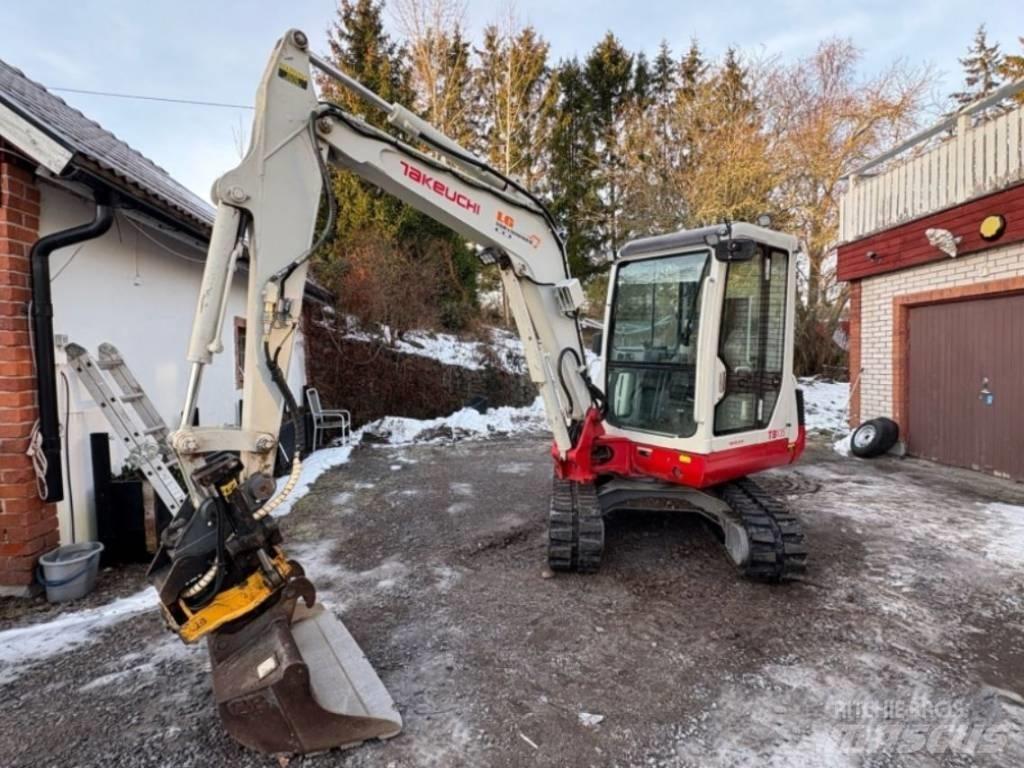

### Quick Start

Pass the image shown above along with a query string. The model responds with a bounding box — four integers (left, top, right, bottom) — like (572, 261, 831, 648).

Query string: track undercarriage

(547, 476, 808, 580)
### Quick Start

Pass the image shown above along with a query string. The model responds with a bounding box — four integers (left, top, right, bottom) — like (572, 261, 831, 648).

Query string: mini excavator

(148, 29, 807, 756)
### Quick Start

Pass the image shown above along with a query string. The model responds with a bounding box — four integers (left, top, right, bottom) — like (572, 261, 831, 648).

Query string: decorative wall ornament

(979, 214, 1006, 241)
(925, 228, 962, 258)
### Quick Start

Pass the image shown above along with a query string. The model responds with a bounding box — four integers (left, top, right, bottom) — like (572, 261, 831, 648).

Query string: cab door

(714, 246, 789, 435)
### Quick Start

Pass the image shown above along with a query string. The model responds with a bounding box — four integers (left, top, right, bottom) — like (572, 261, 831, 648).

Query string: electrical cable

(49, 243, 86, 282)
(264, 339, 305, 459)
(49, 86, 253, 111)
(27, 422, 47, 501)
(557, 347, 580, 417)
(187, 502, 227, 608)
(24, 300, 49, 500)
(123, 213, 207, 264)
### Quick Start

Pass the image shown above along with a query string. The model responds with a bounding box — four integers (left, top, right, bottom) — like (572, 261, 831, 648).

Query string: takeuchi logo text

(400, 161, 480, 215)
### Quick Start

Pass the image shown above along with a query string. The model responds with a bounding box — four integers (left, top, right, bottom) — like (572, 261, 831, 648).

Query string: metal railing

(839, 80, 1024, 243)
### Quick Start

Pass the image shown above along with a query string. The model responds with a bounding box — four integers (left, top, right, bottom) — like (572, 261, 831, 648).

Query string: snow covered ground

(0, 374, 853, 708)
(0, 587, 156, 684)
(271, 398, 547, 516)
(360, 396, 547, 446)
(344, 322, 526, 374)
(798, 377, 850, 434)
(797, 377, 852, 457)
(271, 444, 356, 517)
(4, 398, 1024, 766)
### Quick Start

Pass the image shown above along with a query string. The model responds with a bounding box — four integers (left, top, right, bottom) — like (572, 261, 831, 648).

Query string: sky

(3, 1, 1022, 202)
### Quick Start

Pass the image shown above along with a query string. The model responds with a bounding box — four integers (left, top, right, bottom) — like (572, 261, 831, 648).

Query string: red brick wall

(0, 141, 58, 593)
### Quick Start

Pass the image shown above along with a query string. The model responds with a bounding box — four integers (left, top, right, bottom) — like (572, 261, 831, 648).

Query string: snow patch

(364, 396, 547, 445)
(346, 323, 525, 374)
(798, 377, 854, 456)
(78, 634, 201, 694)
(798, 377, 850, 433)
(432, 565, 462, 593)
(980, 502, 1024, 568)
(271, 444, 354, 517)
(286, 541, 409, 608)
(0, 587, 157, 683)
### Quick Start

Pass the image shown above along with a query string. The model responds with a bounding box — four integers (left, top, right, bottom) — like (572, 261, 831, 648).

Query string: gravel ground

(1, 435, 1023, 767)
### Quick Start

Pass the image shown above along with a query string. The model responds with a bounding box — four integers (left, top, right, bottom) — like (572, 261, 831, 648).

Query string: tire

(850, 417, 899, 458)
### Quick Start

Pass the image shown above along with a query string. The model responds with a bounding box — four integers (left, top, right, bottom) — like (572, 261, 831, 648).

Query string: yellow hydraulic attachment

(174, 552, 294, 644)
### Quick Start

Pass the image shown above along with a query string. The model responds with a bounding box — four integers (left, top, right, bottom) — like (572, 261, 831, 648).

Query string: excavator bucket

(207, 581, 401, 755)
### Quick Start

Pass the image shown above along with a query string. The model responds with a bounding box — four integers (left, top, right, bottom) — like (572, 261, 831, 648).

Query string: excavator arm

(147, 29, 597, 756)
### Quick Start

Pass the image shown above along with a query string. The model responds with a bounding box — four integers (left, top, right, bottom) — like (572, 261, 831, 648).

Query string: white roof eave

(0, 100, 73, 174)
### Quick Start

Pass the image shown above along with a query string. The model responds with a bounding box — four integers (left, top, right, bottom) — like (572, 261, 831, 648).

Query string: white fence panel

(841, 100, 1024, 243)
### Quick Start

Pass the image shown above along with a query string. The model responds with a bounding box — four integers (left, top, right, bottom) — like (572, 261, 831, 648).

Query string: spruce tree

(951, 25, 1004, 108)
(652, 42, 677, 104)
(633, 52, 652, 108)
(584, 33, 635, 257)
(319, 0, 476, 329)
(325, 0, 411, 119)
(547, 59, 602, 276)
(678, 40, 707, 101)
(716, 48, 756, 117)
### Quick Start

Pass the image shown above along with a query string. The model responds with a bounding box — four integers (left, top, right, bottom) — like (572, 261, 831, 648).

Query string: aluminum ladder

(65, 342, 187, 516)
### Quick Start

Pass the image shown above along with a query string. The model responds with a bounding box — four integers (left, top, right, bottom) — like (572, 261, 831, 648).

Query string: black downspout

(29, 190, 115, 502)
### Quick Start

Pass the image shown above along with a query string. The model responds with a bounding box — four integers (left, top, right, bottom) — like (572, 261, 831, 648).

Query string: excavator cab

(597, 222, 801, 463)
(558, 223, 806, 581)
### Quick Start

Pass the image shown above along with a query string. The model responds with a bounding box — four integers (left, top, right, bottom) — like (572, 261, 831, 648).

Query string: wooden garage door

(907, 294, 1024, 480)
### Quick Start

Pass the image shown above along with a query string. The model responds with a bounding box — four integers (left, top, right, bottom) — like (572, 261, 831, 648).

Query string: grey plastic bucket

(37, 541, 104, 602)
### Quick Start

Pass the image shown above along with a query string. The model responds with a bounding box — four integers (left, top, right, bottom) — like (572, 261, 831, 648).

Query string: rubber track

(719, 477, 807, 581)
(548, 477, 604, 573)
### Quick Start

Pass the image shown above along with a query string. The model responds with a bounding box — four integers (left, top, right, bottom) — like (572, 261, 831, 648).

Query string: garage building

(838, 84, 1024, 480)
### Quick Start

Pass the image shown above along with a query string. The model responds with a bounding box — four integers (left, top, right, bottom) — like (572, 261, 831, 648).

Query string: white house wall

(858, 239, 1024, 421)
(40, 185, 307, 543)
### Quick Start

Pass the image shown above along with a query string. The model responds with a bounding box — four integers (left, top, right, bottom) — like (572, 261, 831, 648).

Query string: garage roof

(0, 56, 214, 234)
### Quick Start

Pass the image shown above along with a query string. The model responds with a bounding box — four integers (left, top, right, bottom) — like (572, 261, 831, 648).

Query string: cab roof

(618, 222, 799, 260)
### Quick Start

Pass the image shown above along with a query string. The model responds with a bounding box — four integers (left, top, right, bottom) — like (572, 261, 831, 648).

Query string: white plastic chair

(307, 388, 351, 449)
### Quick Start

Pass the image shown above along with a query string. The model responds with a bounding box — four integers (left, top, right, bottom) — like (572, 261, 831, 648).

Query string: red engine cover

(552, 407, 806, 489)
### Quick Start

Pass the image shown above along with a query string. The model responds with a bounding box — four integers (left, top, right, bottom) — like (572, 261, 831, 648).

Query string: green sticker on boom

(277, 64, 309, 90)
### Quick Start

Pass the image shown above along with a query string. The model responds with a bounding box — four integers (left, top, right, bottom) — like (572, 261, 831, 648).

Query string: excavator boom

(149, 29, 596, 756)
